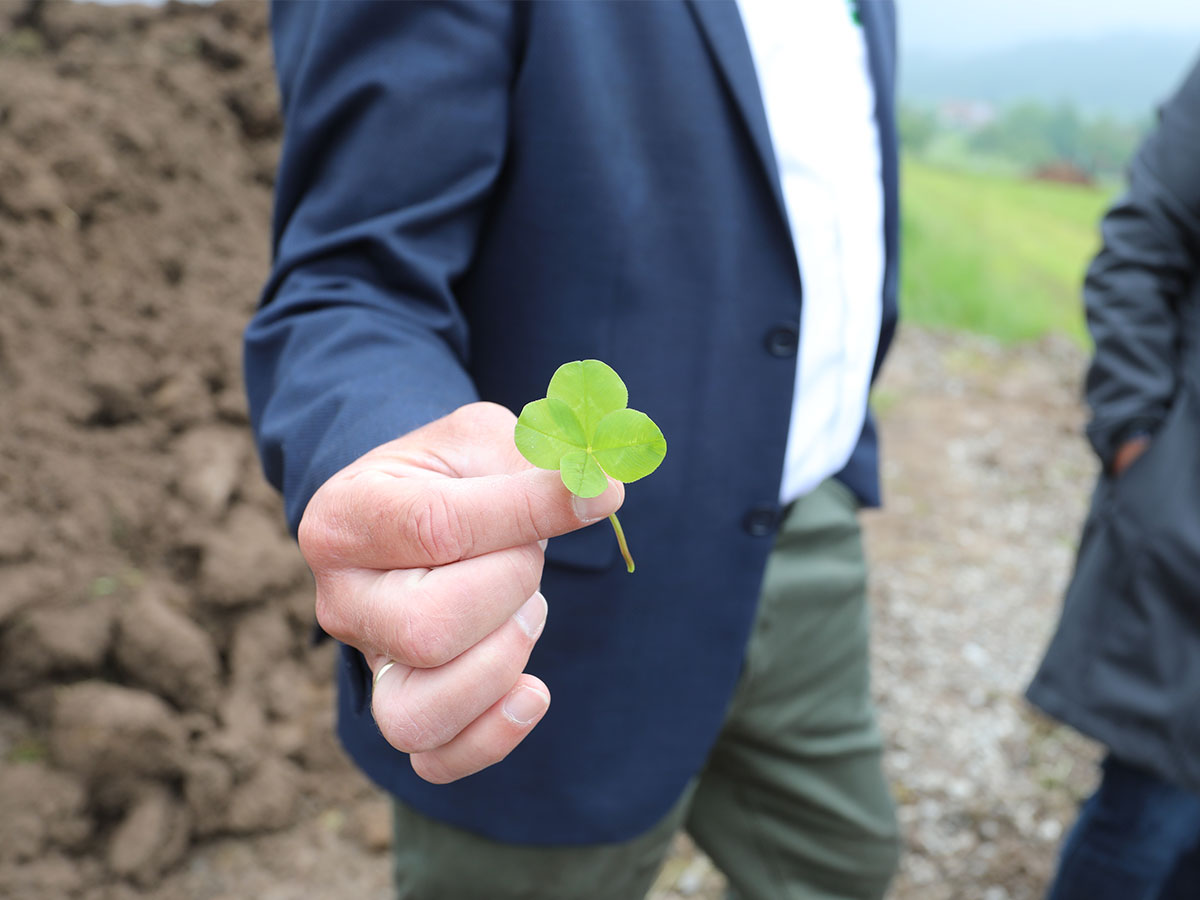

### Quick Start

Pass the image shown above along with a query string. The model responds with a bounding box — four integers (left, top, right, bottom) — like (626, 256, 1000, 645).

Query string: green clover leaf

(514, 359, 667, 572)
(546, 359, 627, 436)
(510, 397, 588, 472)
(590, 408, 669, 483)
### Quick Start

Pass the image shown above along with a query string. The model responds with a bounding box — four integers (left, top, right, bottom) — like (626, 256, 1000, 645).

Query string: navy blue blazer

(247, 0, 899, 844)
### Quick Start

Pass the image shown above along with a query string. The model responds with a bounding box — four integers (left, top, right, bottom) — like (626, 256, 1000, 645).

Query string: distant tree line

(899, 101, 1149, 182)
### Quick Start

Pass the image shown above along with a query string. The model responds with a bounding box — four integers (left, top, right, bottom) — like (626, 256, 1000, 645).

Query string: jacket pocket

(1108, 381, 1200, 566)
(1107, 380, 1195, 525)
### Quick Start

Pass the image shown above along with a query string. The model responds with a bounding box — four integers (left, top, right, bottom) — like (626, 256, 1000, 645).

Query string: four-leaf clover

(514, 360, 666, 572)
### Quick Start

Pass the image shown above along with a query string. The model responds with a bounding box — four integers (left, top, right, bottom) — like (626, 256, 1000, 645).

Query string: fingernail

(512, 592, 547, 639)
(502, 686, 549, 725)
(571, 487, 615, 523)
(538, 539, 548, 551)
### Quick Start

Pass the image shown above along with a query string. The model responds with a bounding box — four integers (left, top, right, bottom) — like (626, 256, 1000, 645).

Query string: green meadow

(900, 158, 1117, 344)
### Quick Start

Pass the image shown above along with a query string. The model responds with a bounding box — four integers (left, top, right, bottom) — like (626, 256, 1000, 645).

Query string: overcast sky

(900, 0, 1200, 54)
(84, 0, 1200, 59)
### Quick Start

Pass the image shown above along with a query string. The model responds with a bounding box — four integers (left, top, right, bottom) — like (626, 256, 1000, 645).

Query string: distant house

(1030, 161, 1095, 186)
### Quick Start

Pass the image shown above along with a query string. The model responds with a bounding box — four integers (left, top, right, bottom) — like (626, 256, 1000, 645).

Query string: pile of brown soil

(0, 3, 375, 897)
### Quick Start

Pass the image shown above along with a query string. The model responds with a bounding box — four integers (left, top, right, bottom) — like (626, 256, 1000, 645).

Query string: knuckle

(296, 495, 335, 568)
(411, 726, 518, 785)
(519, 489, 547, 545)
(401, 492, 468, 565)
(377, 698, 446, 755)
(457, 401, 516, 434)
(297, 483, 359, 570)
(502, 545, 543, 600)
(312, 583, 349, 643)
(394, 600, 458, 669)
(410, 752, 456, 785)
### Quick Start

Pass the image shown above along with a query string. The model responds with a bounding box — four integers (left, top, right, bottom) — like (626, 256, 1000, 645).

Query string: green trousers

(392, 479, 900, 899)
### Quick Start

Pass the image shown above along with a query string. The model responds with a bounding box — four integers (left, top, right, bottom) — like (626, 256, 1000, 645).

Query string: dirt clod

(50, 681, 187, 783)
(0, 762, 89, 863)
(113, 588, 222, 714)
(198, 506, 305, 607)
(224, 757, 302, 835)
(106, 785, 191, 886)
(0, 600, 115, 690)
(172, 426, 247, 521)
(183, 754, 237, 839)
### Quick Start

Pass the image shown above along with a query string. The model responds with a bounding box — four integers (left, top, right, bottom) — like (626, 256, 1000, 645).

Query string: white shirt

(736, 0, 885, 505)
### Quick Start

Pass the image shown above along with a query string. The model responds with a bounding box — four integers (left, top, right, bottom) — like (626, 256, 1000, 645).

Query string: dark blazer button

(764, 323, 799, 357)
(743, 504, 780, 537)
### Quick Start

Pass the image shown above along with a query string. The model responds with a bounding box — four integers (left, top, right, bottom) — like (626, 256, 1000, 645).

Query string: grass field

(900, 157, 1117, 344)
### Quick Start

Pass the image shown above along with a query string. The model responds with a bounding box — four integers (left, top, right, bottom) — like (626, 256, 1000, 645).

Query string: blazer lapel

(684, 0, 791, 243)
(855, 0, 900, 316)
(687, 0, 900, 308)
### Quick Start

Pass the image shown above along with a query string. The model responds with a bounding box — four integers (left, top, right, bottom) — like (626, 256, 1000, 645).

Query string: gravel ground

(861, 327, 1102, 900)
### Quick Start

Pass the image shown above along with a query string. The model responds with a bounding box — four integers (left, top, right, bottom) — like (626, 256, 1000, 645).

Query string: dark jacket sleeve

(244, 1, 517, 531)
(1084, 55, 1200, 467)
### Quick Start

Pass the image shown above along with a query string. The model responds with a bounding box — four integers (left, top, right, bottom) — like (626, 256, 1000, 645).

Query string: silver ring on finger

(373, 660, 396, 690)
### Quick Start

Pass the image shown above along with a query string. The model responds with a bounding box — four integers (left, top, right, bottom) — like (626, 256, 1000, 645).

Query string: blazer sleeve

(1083, 54, 1200, 466)
(244, 1, 518, 532)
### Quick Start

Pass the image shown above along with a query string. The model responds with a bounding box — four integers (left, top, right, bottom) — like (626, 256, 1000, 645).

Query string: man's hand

(1112, 434, 1152, 477)
(298, 402, 624, 783)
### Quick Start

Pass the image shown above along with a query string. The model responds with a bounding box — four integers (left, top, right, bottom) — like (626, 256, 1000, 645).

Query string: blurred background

(0, 2, 1196, 899)
(899, 0, 1200, 343)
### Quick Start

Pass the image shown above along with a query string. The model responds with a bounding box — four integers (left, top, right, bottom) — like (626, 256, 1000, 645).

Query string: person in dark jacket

(1026, 54, 1200, 900)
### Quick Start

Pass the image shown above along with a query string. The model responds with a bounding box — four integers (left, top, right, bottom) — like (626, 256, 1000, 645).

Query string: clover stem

(608, 513, 635, 574)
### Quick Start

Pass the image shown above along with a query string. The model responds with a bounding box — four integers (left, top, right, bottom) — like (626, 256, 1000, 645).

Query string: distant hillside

(902, 33, 1199, 119)
(900, 158, 1112, 343)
